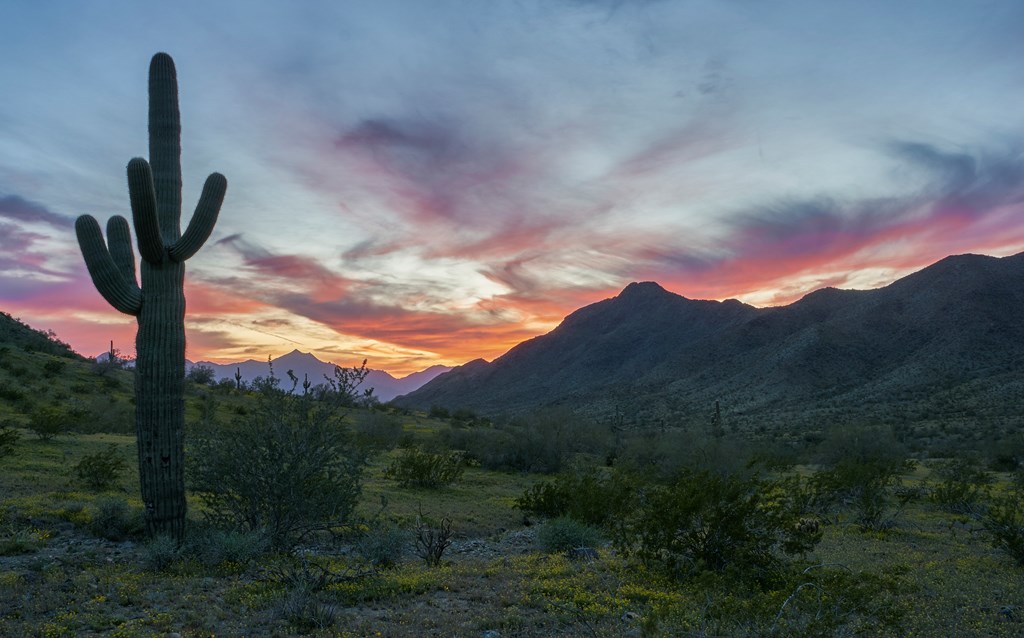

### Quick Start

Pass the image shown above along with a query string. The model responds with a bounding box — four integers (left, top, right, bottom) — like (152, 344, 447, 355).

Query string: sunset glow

(2, 2, 1023, 376)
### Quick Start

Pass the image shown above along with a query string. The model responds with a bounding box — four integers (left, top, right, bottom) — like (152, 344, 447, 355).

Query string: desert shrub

(0, 424, 20, 458)
(815, 424, 906, 467)
(0, 383, 26, 402)
(185, 526, 269, 566)
(27, 406, 69, 441)
(445, 410, 611, 474)
(618, 430, 755, 478)
(537, 516, 603, 554)
(189, 372, 366, 550)
(385, 447, 465, 488)
(144, 534, 180, 570)
(929, 458, 993, 515)
(810, 459, 910, 531)
(74, 444, 127, 490)
(614, 470, 821, 582)
(89, 497, 142, 541)
(414, 514, 453, 566)
(352, 412, 407, 450)
(983, 492, 1024, 566)
(0, 524, 48, 556)
(42, 359, 66, 377)
(356, 523, 409, 568)
(516, 466, 635, 528)
(186, 364, 216, 385)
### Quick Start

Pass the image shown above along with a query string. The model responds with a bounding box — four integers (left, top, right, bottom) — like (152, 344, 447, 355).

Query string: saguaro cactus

(75, 53, 227, 540)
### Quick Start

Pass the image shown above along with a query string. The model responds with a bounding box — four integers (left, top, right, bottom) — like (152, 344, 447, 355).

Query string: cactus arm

(169, 172, 226, 263)
(148, 52, 182, 238)
(106, 215, 138, 287)
(75, 215, 142, 316)
(127, 158, 165, 264)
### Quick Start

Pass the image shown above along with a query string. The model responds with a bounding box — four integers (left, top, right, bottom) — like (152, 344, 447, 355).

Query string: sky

(2, 1, 1023, 375)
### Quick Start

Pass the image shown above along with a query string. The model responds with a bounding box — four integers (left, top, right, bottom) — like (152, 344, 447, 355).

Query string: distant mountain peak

(618, 281, 671, 299)
(395, 250, 1024, 425)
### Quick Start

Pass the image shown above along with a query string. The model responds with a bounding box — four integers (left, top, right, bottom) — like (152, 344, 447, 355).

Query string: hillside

(395, 253, 1024, 430)
(0, 312, 83, 360)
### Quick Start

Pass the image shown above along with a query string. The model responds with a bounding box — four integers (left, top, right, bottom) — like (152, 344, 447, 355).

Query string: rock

(482, 631, 501, 638)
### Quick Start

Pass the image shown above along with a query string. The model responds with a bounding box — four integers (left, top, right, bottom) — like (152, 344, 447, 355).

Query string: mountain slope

(395, 253, 1024, 428)
(0, 312, 83, 360)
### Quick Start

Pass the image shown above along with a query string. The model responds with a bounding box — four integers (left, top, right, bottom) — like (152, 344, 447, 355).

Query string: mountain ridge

(187, 350, 451, 402)
(395, 252, 1024, 430)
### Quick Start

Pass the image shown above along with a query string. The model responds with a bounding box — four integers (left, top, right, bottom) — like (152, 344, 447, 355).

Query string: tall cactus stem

(75, 52, 226, 541)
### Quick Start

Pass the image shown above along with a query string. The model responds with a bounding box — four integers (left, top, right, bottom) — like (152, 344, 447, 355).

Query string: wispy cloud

(0, 195, 73, 228)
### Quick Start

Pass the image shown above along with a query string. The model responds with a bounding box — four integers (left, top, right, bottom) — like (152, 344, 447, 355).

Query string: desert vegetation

(1, 320, 1023, 636)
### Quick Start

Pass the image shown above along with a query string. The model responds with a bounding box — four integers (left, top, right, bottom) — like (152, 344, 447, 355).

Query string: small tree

(614, 469, 820, 582)
(75, 444, 128, 490)
(984, 491, 1024, 567)
(385, 447, 465, 488)
(189, 370, 366, 550)
(186, 364, 216, 385)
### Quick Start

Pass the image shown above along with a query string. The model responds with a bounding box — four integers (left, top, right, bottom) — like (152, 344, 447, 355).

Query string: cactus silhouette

(75, 53, 226, 540)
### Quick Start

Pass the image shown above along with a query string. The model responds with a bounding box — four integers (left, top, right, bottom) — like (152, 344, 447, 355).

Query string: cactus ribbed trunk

(135, 262, 187, 538)
(75, 53, 226, 541)
(136, 52, 186, 539)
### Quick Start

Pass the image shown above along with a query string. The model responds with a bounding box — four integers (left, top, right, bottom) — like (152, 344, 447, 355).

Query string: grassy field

(1, 422, 1023, 637)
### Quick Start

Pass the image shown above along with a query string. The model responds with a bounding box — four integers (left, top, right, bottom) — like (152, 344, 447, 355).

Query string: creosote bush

(809, 459, 911, 531)
(0, 424, 20, 458)
(89, 497, 143, 541)
(984, 491, 1024, 567)
(516, 466, 635, 528)
(74, 444, 127, 490)
(27, 406, 69, 441)
(929, 458, 993, 515)
(385, 447, 465, 488)
(537, 516, 603, 554)
(441, 408, 611, 474)
(614, 469, 821, 582)
(189, 371, 366, 550)
(356, 522, 409, 569)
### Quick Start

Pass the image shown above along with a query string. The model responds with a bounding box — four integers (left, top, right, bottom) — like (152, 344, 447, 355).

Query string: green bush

(614, 470, 821, 582)
(145, 534, 180, 571)
(184, 526, 269, 566)
(89, 497, 142, 541)
(443, 410, 612, 474)
(809, 459, 909, 531)
(186, 364, 216, 385)
(0, 424, 20, 458)
(385, 447, 465, 488)
(74, 444, 127, 490)
(983, 492, 1024, 567)
(42, 359, 66, 377)
(356, 523, 409, 568)
(352, 412, 408, 450)
(0, 383, 26, 402)
(929, 458, 992, 515)
(516, 466, 635, 528)
(27, 406, 69, 441)
(537, 516, 603, 554)
(189, 373, 366, 550)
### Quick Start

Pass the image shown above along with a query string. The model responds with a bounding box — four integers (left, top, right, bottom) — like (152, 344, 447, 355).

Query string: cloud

(632, 140, 1024, 302)
(0, 194, 73, 228)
